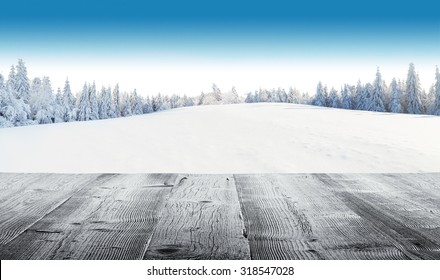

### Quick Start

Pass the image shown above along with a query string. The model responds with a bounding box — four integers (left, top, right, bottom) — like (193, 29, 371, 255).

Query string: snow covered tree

(362, 83, 374, 111)
(98, 86, 116, 119)
(405, 63, 423, 114)
(29, 77, 56, 124)
(389, 78, 402, 113)
(0, 69, 30, 126)
(245, 92, 254, 103)
(121, 93, 132, 117)
(328, 88, 340, 108)
(312, 82, 326, 107)
(230, 86, 240, 104)
(89, 82, 99, 120)
(354, 80, 364, 110)
(340, 84, 353, 109)
(370, 68, 386, 111)
(112, 84, 121, 117)
(143, 96, 153, 113)
(130, 89, 143, 115)
(62, 79, 76, 121)
(287, 87, 300, 104)
(53, 88, 64, 123)
(432, 66, 440, 115)
(77, 83, 91, 121)
(14, 59, 31, 103)
(212, 83, 222, 102)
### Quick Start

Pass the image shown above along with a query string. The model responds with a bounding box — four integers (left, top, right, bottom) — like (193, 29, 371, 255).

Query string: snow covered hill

(1, 103, 439, 173)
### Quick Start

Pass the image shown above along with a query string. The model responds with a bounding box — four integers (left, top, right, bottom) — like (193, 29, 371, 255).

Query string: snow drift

(1, 103, 439, 173)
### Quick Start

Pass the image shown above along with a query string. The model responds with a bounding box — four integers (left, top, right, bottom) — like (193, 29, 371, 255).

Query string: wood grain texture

(143, 174, 250, 260)
(234, 174, 323, 260)
(277, 174, 408, 260)
(318, 174, 440, 260)
(0, 174, 177, 260)
(1, 173, 440, 260)
(0, 173, 100, 245)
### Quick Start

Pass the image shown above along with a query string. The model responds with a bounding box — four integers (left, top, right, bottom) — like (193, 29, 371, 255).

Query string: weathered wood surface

(144, 175, 250, 260)
(1, 173, 440, 260)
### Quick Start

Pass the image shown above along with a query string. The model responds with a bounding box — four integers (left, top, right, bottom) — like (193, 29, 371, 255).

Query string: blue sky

(0, 0, 439, 95)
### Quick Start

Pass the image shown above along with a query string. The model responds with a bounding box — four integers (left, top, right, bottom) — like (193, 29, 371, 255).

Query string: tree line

(245, 63, 440, 115)
(1, 60, 440, 128)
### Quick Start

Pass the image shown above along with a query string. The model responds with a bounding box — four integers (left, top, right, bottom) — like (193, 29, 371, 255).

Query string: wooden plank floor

(1, 173, 439, 260)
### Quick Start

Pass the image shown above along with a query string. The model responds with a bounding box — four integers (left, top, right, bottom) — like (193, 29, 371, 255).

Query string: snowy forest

(1, 59, 440, 128)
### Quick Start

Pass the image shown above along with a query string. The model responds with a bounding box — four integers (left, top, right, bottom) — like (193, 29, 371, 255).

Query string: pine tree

(363, 83, 374, 111)
(121, 93, 132, 117)
(53, 88, 64, 123)
(370, 68, 385, 111)
(389, 78, 402, 113)
(130, 89, 143, 115)
(89, 82, 99, 120)
(432, 66, 440, 115)
(405, 63, 423, 114)
(354, 80, 364, 110)
(143, 96, 153, 113)
(312, 82, 326, 107)
(14, 59, 31, 103)
(112, 84, 121, 117)
(62, 79, 76, 121)
(230, 86, 240, 104)
(287, 87, 300, 104)
(77, 83, 91, 121)
(341, 84, 353, 109)
(245, 92, 254, 103)
(328, 88, 340, 108)
(212, 83, 222, 102)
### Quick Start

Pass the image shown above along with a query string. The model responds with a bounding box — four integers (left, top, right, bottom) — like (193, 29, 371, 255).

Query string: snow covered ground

(1, 103, 439, 173)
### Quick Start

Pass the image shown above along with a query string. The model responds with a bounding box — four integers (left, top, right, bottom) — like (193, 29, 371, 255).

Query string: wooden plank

(234, 174, 323, 260)
(235, 174, 408, 260)
(319, 173, 440, 260)
(143, 174, 250, 260)
(0, 174, 177, 260)
(0, 173, 100, 245)
(277, 174, 409, 260)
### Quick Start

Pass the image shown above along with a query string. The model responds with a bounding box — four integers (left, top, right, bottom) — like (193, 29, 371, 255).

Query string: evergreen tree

(53, 88, 64, 123)
(121, 93, 132, 116)
(212, 83, 222, 102)
(328, 88, 340, 108)
(245, 92, 254, 103)
(62, 79, 76, 121)
(340, 84, 353, 109)
(112, 83, 121, 117)
(363, 83, 374, 111)
(354, 80, 364, 110)
(143, 96, 153, 113)
(370, 68, 385, 111)
(405, 63, 423, 114)
(230, 86, 240, 104)
(89, 82, 99, 120)
(14, 59, 31, 103)
(287, 87, 300, 104)
(312, 82, 326, 107)
(432, 66, 440, 115)
(77, 83, 91, 121)
(389, 78, 402, 113)
(130, 89, 143, 115)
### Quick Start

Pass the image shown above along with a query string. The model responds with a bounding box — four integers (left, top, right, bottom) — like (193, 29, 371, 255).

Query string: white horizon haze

(0, 54, 438, 97)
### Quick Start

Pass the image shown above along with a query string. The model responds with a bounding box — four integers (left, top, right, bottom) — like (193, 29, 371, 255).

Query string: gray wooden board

(0, 173, 100, 245)
(0, 174, 177, 260)
(1, 173, 440, 260)
(143, 174, 250, 260)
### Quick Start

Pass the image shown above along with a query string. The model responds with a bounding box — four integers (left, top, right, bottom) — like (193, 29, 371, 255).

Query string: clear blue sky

(0, 0, 438, 95)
